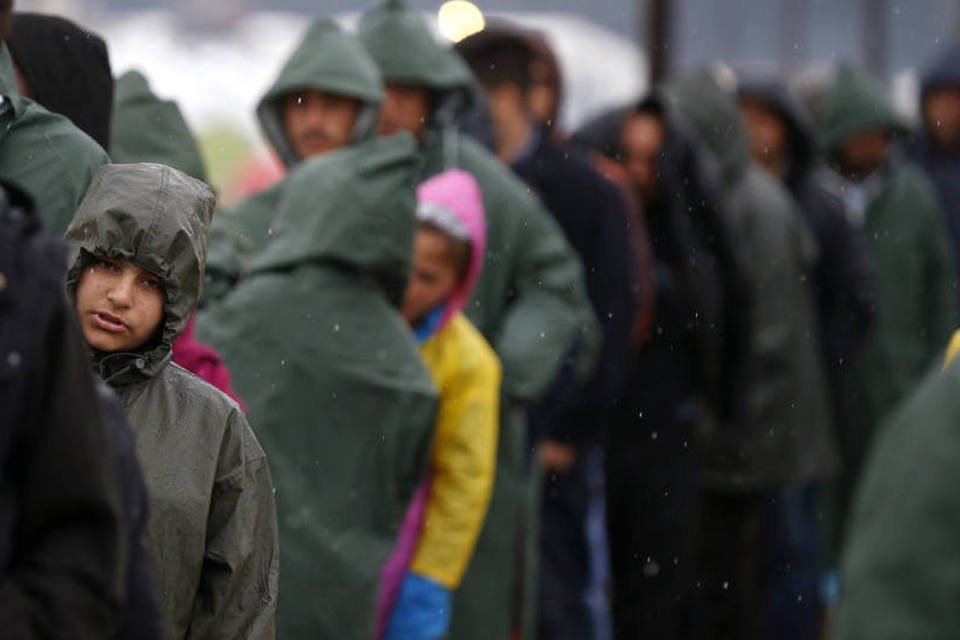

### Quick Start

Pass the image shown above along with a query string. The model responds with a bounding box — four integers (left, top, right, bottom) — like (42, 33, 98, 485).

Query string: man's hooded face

(379, 82, 432, 138)
(282, 88, 361, 160)
(739, 98, 790, 177)
(836, 129, 891, 181)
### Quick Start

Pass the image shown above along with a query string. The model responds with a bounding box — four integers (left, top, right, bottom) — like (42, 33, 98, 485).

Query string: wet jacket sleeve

(0, 300, 124, 639)
(186, 411, 279, 639)
(494, 194, 598, 405)
(410, 318, 501, 588)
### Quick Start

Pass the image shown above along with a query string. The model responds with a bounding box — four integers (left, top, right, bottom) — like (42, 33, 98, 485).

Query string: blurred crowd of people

(6, 0, 960, 638)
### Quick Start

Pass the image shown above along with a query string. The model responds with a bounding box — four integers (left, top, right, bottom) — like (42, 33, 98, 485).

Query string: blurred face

(837, 129, 891, 180)
(401, 227, 462, 325)
(529, 59, 558, 127)
(924, 87, 960, 150)
(619, 112, 666, 205)
(739, 98, 790, 175)
(282, 89, 361, 160)
(75, 257, 165, 353)
(379, 83, 432, 138)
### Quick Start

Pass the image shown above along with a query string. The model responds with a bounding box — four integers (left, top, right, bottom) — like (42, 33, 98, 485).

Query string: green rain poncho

(202, 17, 384, 303)
(197, 133, 438, 639)
(358, 3, 598, 638)
(816, 65, 958, 544)
(0, 43, 107, 235)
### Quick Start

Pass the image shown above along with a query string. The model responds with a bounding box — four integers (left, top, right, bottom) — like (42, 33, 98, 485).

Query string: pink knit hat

(415, 168, 486, 332)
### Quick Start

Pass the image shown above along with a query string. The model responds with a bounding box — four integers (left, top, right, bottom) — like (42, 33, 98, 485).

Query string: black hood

(736, 76, 816, 185)
(7, 12, 113, 150)
(921, 42, 960, 101)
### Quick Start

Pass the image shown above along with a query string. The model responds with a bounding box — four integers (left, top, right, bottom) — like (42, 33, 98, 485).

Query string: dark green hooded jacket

(831, 358, 960, 640)
(202, 18, 383, 302)
(196, 134, 438, 640)
(666, 69, 836, 491)
(110, 70, 208, 182)
(64, 164, 279, 639)
(358, 3, 598, 638)
(0, 43, 108, 235)
(816, 65, 958, 532)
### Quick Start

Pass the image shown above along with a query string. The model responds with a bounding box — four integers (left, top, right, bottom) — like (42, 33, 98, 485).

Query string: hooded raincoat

(358, 5, 597, 637)
(0, 43, 108, 235)
(666, 69, 835, 491)
(831, 356, 960, 640)
(64, 163, 279, 639)
(817, 66, 958, 535)
(197, 134, 438, 640)
(202, 17, 384, 301)
(377, 169, 500, 637)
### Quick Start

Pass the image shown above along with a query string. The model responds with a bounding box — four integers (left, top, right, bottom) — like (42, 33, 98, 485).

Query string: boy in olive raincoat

(197, 134, 438, 640)
(377, 169, 500, 640)
(64, 163, 279, 639)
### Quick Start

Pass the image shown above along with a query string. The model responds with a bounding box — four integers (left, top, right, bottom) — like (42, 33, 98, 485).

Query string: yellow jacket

(409, 312, 501, 588)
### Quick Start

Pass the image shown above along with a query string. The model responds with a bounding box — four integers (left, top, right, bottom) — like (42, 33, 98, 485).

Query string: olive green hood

(358, 0, 474, 92)
(110, 70, 208, 183)
(258, 17, 384, 167)
(816, 64, 905, 155)
(65, 163, 216, 384)
(663, 67, 751, 185)
(251, 132, 419, 305)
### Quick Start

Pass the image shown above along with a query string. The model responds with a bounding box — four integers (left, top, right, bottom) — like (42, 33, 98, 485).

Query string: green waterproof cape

(110, 69, 208, 182)
(832, 359, 960, 639)
(359, 4, 598, 636)
(197, 133, 438, 639)
(0, 43, 107, 235)
(202, 17, 384, 304)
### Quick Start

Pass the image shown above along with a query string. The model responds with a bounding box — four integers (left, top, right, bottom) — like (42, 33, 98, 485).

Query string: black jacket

(737, 79, 876, 374)
(514, 129, 636, 446)
(7, 12, 113, 149)
(0, 183, 124, 638)
(572, 100, 752, 426)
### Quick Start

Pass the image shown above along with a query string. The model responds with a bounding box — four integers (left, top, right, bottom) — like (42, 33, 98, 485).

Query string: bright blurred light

(437, 0, 485, 43)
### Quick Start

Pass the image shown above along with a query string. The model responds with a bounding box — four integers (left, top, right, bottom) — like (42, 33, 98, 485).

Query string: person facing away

(64, 163, 279, 639)
(197, 133, 438, 640)
(0, 178, 126, 639)
(666, 67, 835, 640)
(0, 3, 107, 235)
(907, 42, 960, 304)
(110, 68, 244, 407)
(816, 64, 958, 546)
(7, 11, 113, 150)
(357, 4, 598, 637)
(830, 340, 960, 640)
(455, 26, 636, 640)
(202, 17, 384, 302)
(377, 169, 501, 640)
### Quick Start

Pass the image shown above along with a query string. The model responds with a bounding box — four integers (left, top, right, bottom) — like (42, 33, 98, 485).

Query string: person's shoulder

(164, 361, 245, 421)
(444, 313, 502, 382)
(12, 98, 108, 163)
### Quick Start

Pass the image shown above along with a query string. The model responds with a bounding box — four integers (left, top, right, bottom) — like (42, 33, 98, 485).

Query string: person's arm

(186, 410, 279, 639)
(492, 191, 599, 405)
(409, 327, 501, 587)
(0, 298, 124, 639)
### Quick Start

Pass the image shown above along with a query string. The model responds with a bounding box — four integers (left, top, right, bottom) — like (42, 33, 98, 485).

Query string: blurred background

(20, 0, 960, 202)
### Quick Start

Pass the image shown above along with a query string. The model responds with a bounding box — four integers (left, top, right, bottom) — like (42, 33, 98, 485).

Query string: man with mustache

(204, 17, 384, 301)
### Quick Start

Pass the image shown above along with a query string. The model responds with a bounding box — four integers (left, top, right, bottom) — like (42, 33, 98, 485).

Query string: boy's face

(75, 257, 165, 353)
(401, 227, 461, 326)
(379, 83, 432, 138)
